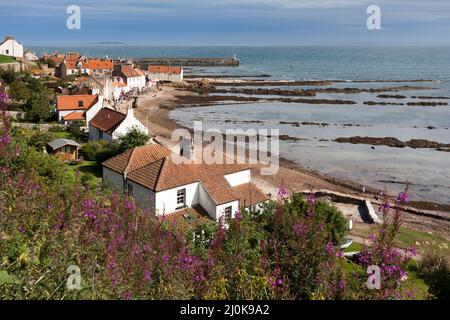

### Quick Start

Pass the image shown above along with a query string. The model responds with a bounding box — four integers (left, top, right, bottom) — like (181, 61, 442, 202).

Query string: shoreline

(133, 85, 450, 214)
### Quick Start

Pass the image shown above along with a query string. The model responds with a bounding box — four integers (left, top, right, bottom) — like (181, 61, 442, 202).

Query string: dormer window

(78, 101, 84, 108)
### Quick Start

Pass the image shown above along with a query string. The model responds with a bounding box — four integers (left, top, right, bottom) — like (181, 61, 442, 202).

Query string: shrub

(418, 251, 450, 300)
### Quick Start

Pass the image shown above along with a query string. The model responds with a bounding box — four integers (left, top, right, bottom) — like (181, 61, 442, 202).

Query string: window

(177, 188, 186, 208)
(61, 146, 71, 154)
(224, 206, 232, 219)
(6, 50, 9, 54)
(78, 100, 84, 108)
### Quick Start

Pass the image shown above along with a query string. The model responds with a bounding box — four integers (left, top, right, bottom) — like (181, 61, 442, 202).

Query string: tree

(67, 121, 87, 141)
(8, 81, 31, 102)
(25, 91, 52, 122)
(118, 128, 150, 152)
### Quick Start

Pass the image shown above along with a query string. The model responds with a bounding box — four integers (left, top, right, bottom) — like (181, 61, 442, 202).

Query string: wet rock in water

(426, 126, 436, 130)
(377, 94, 407, 99)
(334, 136, 407, 148)
(411, 96, 450, 100)
(334, 136, 450, 151)
(279, 135, 306, 141)
(364, 101, 404, 106)
(406, 101, 448, 107)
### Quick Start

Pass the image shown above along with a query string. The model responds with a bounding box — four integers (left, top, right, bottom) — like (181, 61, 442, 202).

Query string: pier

(134, 57, 239, 68)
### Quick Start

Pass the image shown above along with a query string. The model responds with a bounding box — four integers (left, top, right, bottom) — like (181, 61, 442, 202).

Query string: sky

(1, 0, 450, 46)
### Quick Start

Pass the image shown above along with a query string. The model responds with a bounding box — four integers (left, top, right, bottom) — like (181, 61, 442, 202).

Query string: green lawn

(0, 54, 15, 64)
(66, 160, 102, 188)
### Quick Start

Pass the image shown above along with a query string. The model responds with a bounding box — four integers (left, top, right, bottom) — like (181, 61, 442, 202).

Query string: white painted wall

(0, 39, 23, 58)
(224, 169, 251, 187)
(112, 109, 148, 140)
(198, 183, 217, 219)
(149, 71, 183, 83)
(85, 96, 104, 125)
(154, 182, 200, 216)
(103, 167, 124, 191)
(216, 200, 240, 222)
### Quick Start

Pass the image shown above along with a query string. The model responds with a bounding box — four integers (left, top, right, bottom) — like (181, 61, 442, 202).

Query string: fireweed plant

(0, 94, 416, 300)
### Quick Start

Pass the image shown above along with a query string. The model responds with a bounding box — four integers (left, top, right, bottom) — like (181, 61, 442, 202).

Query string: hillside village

(0, 35, 268, 227)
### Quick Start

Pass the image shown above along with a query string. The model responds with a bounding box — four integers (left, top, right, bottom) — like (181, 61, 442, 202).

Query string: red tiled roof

(118, 65, 143, 78)
(56, 95, 98, 111)
(63, 111, 85, 121)
(233, 183, 268, 206)
(160, 205, 214, 232)
(149, 65, 182, 74)
(104, 144, 253, 205)
(86, 59, 113, 70)
(89, 108, 126, 134)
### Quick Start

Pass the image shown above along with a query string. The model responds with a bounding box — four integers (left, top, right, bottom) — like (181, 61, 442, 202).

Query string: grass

(344, 242, 363, 253)
(350, 224, 450, 258)
(66, 160, 102, 188)
(0, 54, 15, 64)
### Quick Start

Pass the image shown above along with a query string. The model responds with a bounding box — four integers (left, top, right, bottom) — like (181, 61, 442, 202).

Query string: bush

(80, 140, 120, 164)
(418, 251, 450, 300)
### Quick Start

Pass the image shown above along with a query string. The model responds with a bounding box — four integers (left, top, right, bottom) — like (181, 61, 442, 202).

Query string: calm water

(31, 46, 450, 203)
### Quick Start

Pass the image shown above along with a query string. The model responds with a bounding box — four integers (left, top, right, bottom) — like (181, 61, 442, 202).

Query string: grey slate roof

(47, 138, 81, 150)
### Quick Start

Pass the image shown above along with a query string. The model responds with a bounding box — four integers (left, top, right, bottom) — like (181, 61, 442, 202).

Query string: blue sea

(31, 46, 450, 203)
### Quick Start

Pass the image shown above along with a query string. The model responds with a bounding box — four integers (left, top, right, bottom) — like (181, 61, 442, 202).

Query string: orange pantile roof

(86, 59, 114, 70)
(160, 205, 214, 232)
(103, 144, 171, 174)
(64, 60, 83, 70)
(233, 183, 268, 206)
(134, 68, 145, 76)
(89, 108, 126, 134)
(149, 65, 182, 74)
(104, 144, 252, 205)
(63, 111, 85, 121)
(121, 65, 139, 78)
(57, 95, 98, 111)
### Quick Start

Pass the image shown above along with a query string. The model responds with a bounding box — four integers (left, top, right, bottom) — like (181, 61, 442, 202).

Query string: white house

(0, 36, 23, 59)
(148, 65, 183, 83)
(102, 144, 267, 222)
(112, 64, 146, 91)
(56, 94, 103, 125)
(24, 50, 38, 62)
(60, 60, 90, 77)
(89, 108, 148, 142)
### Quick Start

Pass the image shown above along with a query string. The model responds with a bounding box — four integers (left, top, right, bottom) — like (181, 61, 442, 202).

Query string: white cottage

(102, 144, 267, 222)
(56, 94, 103, 125)
(89, 108, 148, 142)
(0, 36, 23, 59)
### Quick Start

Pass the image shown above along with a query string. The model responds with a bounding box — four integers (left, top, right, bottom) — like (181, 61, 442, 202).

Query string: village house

(102, 144, 267, 222)
(112, 64, 146, 92)
(56, 94, 103, 125)
(86, 59, 114, 76)
(148, 65, 183, 83)
(23, 50, 38, 62)
(89, 108, 148, 142)
(46, 138, 81, 162)
(60, 59, 90, 77)
(0, 36, 23, 59)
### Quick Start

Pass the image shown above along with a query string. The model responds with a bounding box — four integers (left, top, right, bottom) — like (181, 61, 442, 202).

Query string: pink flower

(397, 191, 410, 204)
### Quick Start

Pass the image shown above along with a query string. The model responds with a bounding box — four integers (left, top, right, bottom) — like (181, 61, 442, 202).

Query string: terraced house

(102, 144, 267, 222)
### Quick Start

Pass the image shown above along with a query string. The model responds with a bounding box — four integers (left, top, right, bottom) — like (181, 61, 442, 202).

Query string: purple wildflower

(397, 191, 410, 204)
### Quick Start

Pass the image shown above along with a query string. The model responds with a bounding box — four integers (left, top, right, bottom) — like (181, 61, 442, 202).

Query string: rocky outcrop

(334, 136, 450, 151)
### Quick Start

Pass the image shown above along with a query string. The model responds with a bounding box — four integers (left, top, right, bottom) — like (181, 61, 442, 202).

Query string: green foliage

(80, 140, 120, 164)
(25, 91, 52, 123)
(418, 251, 450, 300)
(28, 129, 54, 151)
(8, 81, 31, 102)
(118, 128, 150, 153)
(67, 121, 87, 141)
